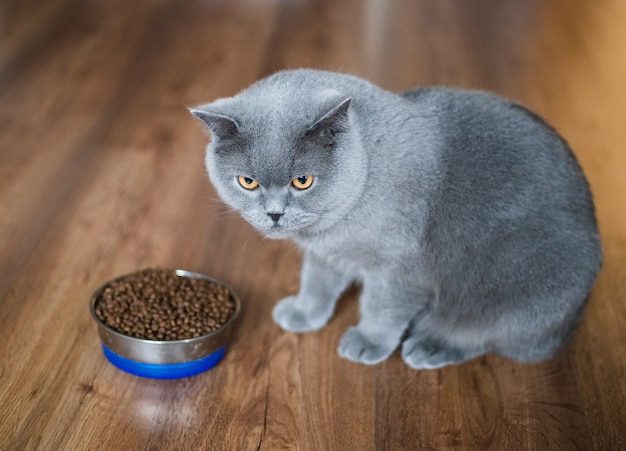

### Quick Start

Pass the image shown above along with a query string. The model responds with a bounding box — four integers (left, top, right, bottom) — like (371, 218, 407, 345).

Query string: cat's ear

(307, 97, 352, 142)
(189, 108, 240, 140)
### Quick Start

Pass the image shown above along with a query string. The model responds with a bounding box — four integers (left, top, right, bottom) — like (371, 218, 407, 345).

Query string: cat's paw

(401, 336, 483, 370)
(338, 327, 397, 365)
(272, 296, 330, 333)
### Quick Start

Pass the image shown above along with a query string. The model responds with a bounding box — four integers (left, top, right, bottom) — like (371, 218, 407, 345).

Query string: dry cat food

(93, 268, 235, 341)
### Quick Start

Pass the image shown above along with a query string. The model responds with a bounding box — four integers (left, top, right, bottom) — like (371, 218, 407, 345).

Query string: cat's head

(190, 79, 368, 240)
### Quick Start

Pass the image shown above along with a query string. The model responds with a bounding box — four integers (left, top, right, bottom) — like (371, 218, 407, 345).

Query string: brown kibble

(94, 268, 235, 341)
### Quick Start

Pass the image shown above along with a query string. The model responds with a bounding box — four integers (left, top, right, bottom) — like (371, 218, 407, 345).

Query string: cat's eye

(292, 175, 314, 190)
(238, 176, 259, 190)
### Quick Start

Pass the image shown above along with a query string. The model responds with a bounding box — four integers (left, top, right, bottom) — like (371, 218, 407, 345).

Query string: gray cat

(190, 69, 602, 369)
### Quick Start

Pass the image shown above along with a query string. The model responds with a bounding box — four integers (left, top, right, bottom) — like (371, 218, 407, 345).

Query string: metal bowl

(90, 269, 241, 379)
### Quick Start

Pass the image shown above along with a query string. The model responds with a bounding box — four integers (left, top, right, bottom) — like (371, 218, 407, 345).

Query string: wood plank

(0, 0, 176, 300)
(0, 0, 79, 76)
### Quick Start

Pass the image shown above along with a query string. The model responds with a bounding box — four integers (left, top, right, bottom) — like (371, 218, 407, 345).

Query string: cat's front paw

(272, 296, 331, 333)
(338, 327, 397, 365)
(401, 336, 484, 370)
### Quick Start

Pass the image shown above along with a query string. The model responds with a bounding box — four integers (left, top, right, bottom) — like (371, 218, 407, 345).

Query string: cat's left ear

(307, 97, 352, 142)
(189, 107, 240, 141)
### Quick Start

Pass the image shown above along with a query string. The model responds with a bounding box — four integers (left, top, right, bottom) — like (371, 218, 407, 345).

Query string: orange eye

(238, 176, 259, 190)
(292, 175, 314, 190)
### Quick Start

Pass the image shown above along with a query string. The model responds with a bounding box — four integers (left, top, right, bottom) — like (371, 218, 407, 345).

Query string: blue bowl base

(102, 344, 226, 379)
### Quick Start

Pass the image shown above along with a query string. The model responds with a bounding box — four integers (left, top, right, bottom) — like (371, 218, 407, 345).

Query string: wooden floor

(1, 0, 625, 449)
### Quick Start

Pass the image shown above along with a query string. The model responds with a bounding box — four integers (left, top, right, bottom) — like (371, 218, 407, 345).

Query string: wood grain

(1, 0, 625, 449)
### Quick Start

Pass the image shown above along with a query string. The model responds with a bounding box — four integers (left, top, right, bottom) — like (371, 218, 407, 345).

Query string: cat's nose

(268, 212, 283, 223)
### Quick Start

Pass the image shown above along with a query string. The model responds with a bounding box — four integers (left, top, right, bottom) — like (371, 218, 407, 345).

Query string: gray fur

(190, 69, 602, 369)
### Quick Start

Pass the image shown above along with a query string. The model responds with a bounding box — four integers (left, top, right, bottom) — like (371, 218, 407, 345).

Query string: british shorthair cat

(190, 69, 602, 369)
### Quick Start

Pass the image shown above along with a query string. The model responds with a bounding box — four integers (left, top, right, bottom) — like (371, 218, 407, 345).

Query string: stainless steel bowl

(90, 269, 241, 378)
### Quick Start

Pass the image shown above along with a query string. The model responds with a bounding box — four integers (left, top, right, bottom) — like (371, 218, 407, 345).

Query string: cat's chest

(297, 231, 395, 278)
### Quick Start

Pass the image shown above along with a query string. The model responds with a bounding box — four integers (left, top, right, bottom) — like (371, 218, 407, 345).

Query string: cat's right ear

(189, 108, 240, 141)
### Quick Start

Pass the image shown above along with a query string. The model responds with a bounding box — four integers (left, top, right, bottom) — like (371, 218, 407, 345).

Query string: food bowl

(90, 269, 240, 379)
